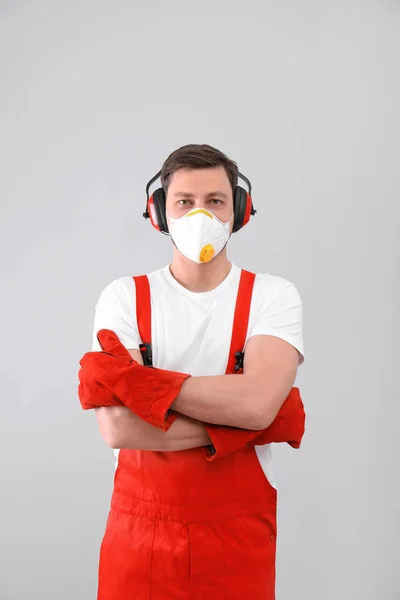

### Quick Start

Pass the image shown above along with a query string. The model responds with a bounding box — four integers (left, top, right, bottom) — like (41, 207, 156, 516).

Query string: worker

(78, 143, 306, 599)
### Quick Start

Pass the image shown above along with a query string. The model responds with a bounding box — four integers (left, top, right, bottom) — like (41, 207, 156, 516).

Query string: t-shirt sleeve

(91, 278, 141, 352)
(247, 279, 305, 365)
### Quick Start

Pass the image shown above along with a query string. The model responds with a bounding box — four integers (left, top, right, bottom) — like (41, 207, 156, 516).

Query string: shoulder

(246, 269, 305, 364)
(95, 266, 166, 308)
(252, 271, 302, 309)
(95, 276, 136, 308)
(91, 276, 144, 352)
(254, 271, 293, 295)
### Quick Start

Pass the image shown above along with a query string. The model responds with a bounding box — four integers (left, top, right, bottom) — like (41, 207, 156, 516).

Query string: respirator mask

(167, 208, 233, 264)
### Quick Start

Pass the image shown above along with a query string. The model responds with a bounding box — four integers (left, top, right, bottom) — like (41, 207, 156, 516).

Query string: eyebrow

(174, 191, 228, 199)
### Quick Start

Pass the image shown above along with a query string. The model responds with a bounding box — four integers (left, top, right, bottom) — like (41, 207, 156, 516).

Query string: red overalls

(97, 271, 279, 599)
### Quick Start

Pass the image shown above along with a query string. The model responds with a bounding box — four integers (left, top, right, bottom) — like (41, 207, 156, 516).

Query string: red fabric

(95, 282, 280, 596)
(78, 329, 188, 431)
(201, 386, 305, 461)
(134, 274, 152, 343)
(98, 444, 278, 599)
(226, 269, 255, 373)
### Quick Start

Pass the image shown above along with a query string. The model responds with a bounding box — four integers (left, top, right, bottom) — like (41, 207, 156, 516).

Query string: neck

(168, 248, 232, 293)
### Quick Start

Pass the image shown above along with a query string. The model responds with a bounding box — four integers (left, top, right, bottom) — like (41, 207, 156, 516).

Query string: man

(78, 143, 305, 599)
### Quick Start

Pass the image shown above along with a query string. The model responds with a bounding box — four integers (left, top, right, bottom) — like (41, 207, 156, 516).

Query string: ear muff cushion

(152, 188, 168, 233)
(233, 186, 249, 233)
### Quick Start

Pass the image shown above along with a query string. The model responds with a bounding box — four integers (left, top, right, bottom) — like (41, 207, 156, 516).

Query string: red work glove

(201, 386, 306, 461)
(78, 329, 190, 431)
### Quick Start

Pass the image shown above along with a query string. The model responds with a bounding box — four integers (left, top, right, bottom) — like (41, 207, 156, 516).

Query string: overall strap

(226, 269, 256, 375)
(132, 275, 153, 366)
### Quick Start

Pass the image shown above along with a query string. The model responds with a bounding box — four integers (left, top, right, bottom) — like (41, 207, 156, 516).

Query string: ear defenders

(143, 170, 257, 234)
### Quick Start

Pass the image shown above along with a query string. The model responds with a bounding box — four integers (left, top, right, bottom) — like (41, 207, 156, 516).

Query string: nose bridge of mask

(188, 208, 213, 219)
(169, 207, 231, 226)
(190, 209, 233, 227)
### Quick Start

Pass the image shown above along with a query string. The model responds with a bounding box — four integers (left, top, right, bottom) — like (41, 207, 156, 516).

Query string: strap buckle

(234, 351, 244, 373)
(139, 343, 153, 367)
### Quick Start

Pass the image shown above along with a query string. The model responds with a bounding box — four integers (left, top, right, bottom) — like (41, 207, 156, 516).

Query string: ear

(96, 329, 132, 360)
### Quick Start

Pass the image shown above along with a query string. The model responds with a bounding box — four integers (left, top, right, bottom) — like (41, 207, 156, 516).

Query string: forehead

(167, 166, 232, 193)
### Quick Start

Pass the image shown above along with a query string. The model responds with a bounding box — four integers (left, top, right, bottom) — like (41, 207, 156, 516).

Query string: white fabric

(91, 263, 305, 488)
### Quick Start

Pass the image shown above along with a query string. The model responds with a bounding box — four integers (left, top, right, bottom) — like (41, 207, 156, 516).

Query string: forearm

(95, 406, 212, 451)
(170, 373, 265, 430)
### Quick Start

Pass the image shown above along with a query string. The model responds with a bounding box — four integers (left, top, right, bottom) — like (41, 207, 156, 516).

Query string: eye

(208, 199, 222, 205)
(178, 199, 192, 206)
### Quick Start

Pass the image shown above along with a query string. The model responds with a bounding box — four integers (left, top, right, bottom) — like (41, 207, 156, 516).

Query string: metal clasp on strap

(234, 351, 244, 373)
(139, 343, 153, 367)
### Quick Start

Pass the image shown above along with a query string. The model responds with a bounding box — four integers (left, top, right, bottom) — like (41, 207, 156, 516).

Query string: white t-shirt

(91, 263, 305, 489)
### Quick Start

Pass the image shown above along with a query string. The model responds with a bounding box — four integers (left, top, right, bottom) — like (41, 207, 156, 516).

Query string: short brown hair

(160, 144, 239, 194)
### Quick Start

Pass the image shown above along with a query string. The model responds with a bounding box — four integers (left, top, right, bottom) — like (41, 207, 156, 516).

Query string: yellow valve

(199, 244, 215, 263)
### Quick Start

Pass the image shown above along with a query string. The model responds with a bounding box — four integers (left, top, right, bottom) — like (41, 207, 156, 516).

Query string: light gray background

(0, 1, 398, 599)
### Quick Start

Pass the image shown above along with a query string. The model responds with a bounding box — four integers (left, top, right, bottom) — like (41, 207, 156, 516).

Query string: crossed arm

(95, 334, 300, 451)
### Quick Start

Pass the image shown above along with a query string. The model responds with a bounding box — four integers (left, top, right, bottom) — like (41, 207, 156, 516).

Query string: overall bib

(97, 270, 278, 600)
